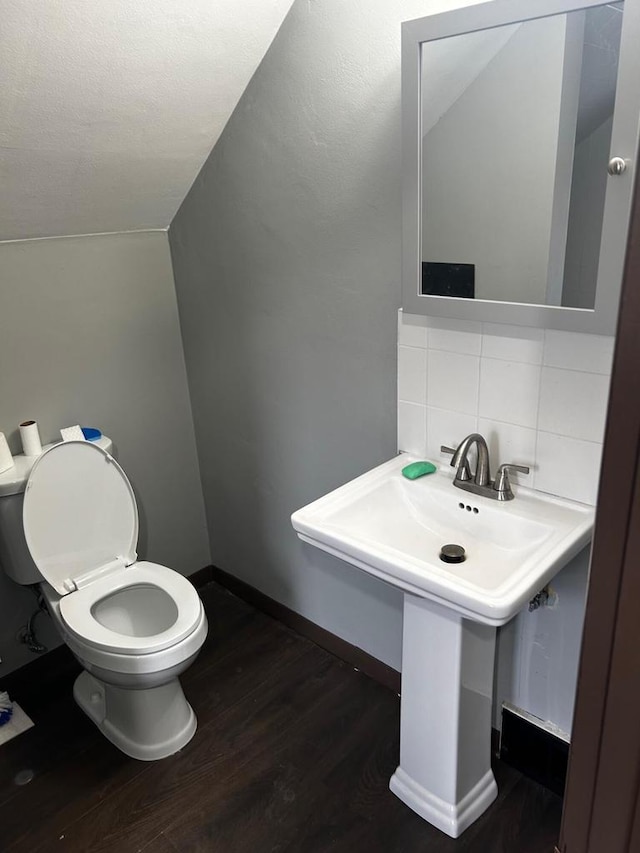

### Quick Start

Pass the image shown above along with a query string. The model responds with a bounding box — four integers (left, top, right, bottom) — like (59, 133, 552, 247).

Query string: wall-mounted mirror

(402, 0, 640, 334)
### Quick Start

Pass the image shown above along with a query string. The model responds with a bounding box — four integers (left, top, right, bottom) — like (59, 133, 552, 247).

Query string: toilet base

(74, 670, 197, 761)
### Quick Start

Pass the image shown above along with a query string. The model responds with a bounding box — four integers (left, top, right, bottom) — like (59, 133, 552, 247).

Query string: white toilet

(0, 437, 208, 760)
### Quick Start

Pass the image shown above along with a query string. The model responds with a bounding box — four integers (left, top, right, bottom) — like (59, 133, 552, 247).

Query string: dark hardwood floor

(0, 583, 562, 852)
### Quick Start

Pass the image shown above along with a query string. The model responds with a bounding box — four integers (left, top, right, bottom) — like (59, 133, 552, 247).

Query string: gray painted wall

(0, 231, 210, 676)
(169, 0, 455, 668)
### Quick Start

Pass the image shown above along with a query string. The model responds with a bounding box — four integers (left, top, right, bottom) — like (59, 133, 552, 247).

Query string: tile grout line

(531, 337, 546, 490)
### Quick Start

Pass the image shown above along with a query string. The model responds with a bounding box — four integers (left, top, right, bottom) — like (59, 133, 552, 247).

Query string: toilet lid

(23, 441, 138, 596)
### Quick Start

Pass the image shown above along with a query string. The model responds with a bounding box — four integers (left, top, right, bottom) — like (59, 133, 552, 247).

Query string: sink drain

(439, 544, 466, 564)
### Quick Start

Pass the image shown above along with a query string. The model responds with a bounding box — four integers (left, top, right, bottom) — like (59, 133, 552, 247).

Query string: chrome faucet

(441, 433, 530, 501)
(452, 433, 490, 486)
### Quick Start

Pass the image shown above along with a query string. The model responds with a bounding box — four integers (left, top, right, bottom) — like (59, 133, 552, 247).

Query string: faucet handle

(497, 463, 530, 476)
(440, 445, 472, 481)
(493, 463, 530, 500)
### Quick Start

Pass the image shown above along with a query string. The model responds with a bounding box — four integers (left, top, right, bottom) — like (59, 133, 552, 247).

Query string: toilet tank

(0, 435, 113, 585)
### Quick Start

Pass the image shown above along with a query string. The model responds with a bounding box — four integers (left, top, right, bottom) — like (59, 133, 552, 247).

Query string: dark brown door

(559, 161, 640, 852)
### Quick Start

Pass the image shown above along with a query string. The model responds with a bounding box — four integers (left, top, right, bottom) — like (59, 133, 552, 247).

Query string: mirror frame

(402, 0, 640, 334)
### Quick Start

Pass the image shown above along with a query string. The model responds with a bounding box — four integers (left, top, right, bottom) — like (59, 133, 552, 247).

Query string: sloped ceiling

(0, 0, 295, 241)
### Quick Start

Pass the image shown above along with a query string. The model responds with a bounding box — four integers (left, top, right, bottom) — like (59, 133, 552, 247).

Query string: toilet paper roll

(19, 420, 42, 457)
(0, 432, 14, 474)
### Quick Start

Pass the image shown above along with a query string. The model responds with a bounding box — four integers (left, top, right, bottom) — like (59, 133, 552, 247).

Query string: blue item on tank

(81, 427, 102, 442)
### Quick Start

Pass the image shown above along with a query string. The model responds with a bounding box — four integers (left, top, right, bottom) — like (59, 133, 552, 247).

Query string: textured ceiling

(0, 0, 295, 241)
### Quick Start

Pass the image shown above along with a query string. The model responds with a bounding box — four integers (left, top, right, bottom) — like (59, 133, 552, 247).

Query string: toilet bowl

(17, 440, 208, 760)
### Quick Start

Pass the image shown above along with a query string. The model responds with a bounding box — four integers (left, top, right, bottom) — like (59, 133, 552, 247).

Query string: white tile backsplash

(479, 359, 541, 429)
(398, 401, 427, 456)
(538, 367, 609, 443)
(535, 432, 603, 505)
(427, 407, 477, 461)
(398, 345, 427, 404)
(427, 349, 480, 414)
(481, 323, 544, 364)
(427, 317, 482, 355)
(398, 310, 428, 348)
(543, 330, 614, 375)
(398, 311, 613, 505)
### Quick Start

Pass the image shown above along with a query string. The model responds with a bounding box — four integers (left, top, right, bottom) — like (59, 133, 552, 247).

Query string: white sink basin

(292, 453, 594, 626)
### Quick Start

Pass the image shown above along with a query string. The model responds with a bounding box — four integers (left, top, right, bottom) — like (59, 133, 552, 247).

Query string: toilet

(0, 437, 208, 760)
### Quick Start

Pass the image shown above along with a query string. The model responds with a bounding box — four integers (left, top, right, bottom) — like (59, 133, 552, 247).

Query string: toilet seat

(23, 441, 139, 596)
(22, 441, 202, 655)
(59, 561, 202, 655)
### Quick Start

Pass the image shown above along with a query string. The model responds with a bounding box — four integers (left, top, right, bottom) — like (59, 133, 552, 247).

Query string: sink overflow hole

(458, 502, 479, 514)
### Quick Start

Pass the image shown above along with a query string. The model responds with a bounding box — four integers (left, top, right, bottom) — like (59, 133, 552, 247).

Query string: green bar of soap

(401, 461, 437, 480)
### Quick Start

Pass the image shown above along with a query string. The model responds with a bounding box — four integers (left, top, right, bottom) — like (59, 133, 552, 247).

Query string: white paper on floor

(0, 702, 34, 746)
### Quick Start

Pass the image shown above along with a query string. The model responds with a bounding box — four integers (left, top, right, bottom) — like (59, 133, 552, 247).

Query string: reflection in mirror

(420, 3, 623, 308)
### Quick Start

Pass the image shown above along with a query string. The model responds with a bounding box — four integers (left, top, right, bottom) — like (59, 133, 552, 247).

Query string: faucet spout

(451, 433, 490, 486)
(443, 432, 530, 500)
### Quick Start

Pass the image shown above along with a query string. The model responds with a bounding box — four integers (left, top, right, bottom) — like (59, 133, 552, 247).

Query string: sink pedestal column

(389, 593, 498, 838)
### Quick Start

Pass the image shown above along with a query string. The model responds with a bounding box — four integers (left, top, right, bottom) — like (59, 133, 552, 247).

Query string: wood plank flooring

(0, 582, 562, 852)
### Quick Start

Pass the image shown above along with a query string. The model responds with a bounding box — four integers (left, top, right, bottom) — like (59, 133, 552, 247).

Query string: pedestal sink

(291, 453, 593, 837)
